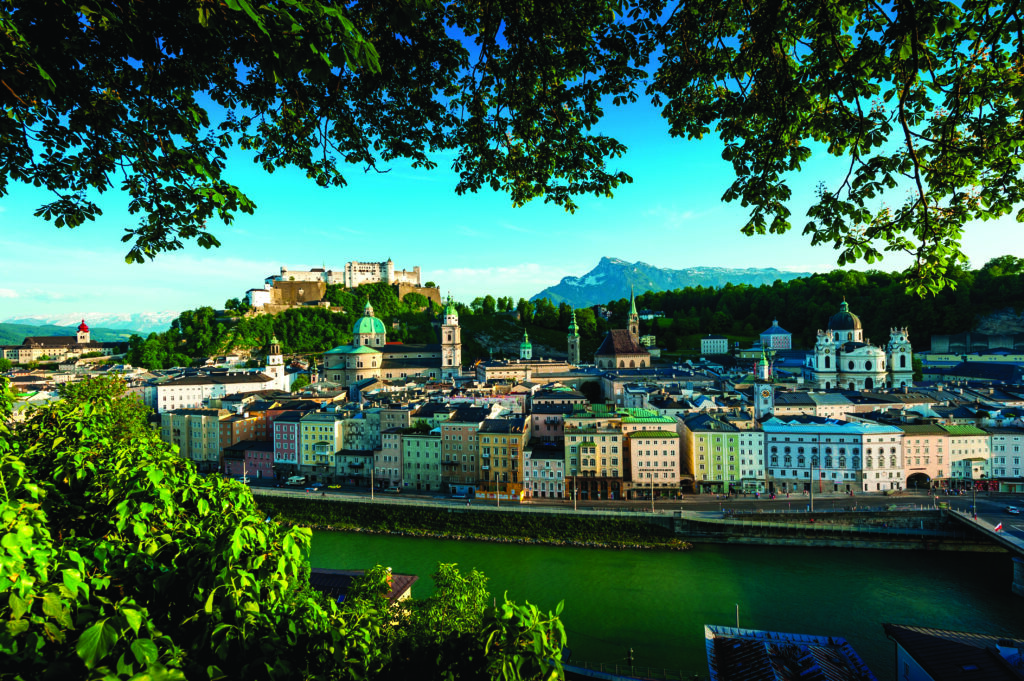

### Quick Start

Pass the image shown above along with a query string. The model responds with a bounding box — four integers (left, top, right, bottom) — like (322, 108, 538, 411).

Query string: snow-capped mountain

(3, 311, 178, 335)
(531, 257, 812, 307)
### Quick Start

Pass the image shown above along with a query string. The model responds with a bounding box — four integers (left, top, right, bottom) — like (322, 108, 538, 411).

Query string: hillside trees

(0, 376, 567, 680)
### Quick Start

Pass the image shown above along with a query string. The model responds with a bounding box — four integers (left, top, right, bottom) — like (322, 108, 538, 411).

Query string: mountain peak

(532, 260, 811, 307)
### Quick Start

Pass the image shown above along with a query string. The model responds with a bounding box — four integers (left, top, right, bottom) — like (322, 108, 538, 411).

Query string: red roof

(78, 319, 89, 332)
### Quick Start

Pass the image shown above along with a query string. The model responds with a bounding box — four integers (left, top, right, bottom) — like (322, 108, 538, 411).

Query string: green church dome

(352, 315, 387, 336)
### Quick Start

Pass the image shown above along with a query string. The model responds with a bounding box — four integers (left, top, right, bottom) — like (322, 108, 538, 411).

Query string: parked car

(383, 486, 401, 494)
(1006, 506, 1021, 515)
(309, 482, 324, 489)
(285, 476, 306, 486)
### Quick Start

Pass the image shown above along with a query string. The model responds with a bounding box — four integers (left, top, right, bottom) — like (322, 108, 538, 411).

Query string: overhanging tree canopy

(2, 0, 1021, 293)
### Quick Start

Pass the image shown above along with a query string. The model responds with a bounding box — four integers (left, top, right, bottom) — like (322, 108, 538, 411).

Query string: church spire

(629, 285, 637, 315)
(568, 309, 579, 337)
(627, 286, 639, 340)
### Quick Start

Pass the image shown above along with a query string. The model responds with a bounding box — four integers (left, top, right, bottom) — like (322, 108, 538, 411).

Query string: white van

(285, 476, 306, 486)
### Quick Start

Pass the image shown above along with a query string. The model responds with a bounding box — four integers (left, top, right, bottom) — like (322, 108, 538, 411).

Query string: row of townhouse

(158, 384, 1024, 496)
(679, 414, 1024, 495)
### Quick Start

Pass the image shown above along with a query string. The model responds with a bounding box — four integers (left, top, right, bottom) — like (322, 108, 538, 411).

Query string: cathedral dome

(353, 300, 387, 336)
(353, 315, 387, 335)
(78, 319, 89, 332)
(827, 300, 862, 331)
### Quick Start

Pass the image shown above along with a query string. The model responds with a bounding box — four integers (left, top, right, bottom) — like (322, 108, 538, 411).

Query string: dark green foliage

(256, 497, 685, 549)
(0, 376, 568, 680)
(125, 284, 439, 368)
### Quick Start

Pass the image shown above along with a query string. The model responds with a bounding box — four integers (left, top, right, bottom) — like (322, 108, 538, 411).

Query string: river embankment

(255, 496, 692, 550)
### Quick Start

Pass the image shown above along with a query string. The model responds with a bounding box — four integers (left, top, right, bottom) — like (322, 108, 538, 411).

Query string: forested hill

(0, 322, 136, 346)
(125, 258, 1024, 369)
(124, 283, 442, 370)
(624, 257, 1024, 352)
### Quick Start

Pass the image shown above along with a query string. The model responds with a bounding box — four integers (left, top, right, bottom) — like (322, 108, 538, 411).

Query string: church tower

(76, 319, 90, 344)
(628, 286, 639, 340)
(887, 327, 914, 388)
(441, 295, 462, 379)
(520, 329, 533, 360)
(265, 335, 286, 389)
(567, 309, 581, 365)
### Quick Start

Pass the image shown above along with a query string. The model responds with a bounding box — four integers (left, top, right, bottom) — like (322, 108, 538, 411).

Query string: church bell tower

(567, 309, 581, 365)
(441, 295, 462, 379)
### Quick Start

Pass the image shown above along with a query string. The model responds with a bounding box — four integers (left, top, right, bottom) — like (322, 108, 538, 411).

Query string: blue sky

(0, 97, 1018, 319)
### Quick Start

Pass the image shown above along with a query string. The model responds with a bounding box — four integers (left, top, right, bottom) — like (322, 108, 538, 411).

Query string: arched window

(797, 447, 805, 454)
(849, 361, 855, 370)
(852, 447, 860, 455)
(852, 456, 860, 468)
(784, 455, 792, 466)
(849, 382, 855, 390)
(890, 456, 897, 468)
(811, 455, 819, 466)
(640, 361, 646, 368)
(770, 446, 778, 453)
(890, 447, 897, 454)
(825, 456, 833, 467)
(900, 355, 907, 368)
(825, 381, 831, 389)
(798, 456, 805, 467)
(630, 360, 635, 368)
(784, 446, 791, 454)
(824, 356, 831, 369)
(848, 332, 853, 341)
(839, 456, 846, 468)
(619, 360, 625, 368)
(865, 361, 872, 371)
(866, 457, 873, 468)
(811, 447, 818, 454)
(839, 447, 846, 455)
(771, 456, 778, 466)
(825, 447, 832, 455)
(866, 448, 873, 455)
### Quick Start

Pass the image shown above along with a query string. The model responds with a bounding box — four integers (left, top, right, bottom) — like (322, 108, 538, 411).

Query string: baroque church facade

(802, 300, 913, 390)
(322, 298, 462, 388)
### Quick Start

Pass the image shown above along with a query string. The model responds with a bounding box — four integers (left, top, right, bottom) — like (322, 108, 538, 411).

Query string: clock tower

(753, 383, 774, 420)
(441, 295, 462, 379)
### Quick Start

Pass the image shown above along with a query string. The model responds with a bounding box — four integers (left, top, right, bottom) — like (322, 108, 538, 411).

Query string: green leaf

(130, 638, 159, 666)
(123, 608, 143, 636)
(76, 619, 117, 669)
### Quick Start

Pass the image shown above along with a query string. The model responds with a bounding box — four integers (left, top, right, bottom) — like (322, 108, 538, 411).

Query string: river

(311, 531, 1024, 680)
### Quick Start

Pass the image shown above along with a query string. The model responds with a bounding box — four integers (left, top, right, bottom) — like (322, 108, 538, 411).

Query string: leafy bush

(0, 377, 566, 680)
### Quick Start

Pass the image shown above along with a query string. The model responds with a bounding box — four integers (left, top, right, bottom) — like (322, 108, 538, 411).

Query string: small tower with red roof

(76, 319, 90, 345)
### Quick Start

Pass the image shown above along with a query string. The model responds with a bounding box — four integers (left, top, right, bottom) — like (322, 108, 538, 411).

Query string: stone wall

(393, 284, 441, 307)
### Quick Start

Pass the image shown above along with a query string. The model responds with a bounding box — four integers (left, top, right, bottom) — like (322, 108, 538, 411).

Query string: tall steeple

(627, 286, 639, 340)
(520, 328, 533, 360)
(441, 294, 462, 379)
(567, 309, 580, 365)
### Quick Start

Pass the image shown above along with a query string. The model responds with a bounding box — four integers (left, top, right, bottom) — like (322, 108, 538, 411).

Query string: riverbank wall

(255, 495, 689, 550)
(674, 510, 1005, 551)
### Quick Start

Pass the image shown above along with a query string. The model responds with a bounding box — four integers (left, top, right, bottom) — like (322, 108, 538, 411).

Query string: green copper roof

(349, 345, 382, 354)
(568, 309, 579, 336)
(325, 345, 352, 354)
(353, 315, 387, 336)
(521, 330, 531, 348)
(270, 335, 280, 345)
(444, 294, 457, 318)
(621, 408, 675, 423)
(940, 425, 987, 436)
(629, 286, 637, 315)
(627, 430, 679, 438)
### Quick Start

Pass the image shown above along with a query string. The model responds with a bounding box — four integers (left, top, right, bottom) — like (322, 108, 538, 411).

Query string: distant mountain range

(0, 323, 138, 346)
(531, 257, 812, 307)
(3, 312, 177, 336)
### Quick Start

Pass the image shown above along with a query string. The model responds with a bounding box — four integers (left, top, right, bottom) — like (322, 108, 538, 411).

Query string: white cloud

(0, 288, 17, 298)
(429, 263, 575, 302)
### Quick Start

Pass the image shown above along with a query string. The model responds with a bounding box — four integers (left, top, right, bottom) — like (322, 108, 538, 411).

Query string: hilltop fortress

(245, 260, 440, 314)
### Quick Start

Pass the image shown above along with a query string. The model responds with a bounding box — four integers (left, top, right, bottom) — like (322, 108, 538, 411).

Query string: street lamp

(370, 459, 374, 500)
(650, 471, 655, 514)
(573, 474, 577, 511)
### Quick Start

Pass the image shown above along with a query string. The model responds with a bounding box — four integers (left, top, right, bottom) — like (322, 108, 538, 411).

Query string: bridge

(945, 509, 1024, 597)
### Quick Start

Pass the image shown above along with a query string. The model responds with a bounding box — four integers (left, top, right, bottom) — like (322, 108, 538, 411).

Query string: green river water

(311, 531, 1024, 680)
